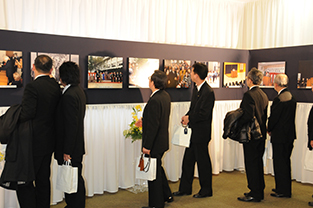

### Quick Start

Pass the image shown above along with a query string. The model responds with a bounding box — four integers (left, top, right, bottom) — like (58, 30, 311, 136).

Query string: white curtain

(1, 101, 313, 207)
(1, 0, 313, 49)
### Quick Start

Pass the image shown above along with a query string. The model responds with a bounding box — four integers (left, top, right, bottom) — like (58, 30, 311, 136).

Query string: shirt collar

(278, 87, 287, 95)
(62, 84, 71, 94)
(249, 85, 258, 90)
(35, 74, 49, 80)
(196, 80, 206, 91)
(150, 89, 160, 97)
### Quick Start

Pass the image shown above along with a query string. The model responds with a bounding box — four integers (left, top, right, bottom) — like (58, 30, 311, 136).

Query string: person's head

(149, 70, 167, 90)
(34, 55, 53, 74)
(191, 63, 208, 81)
(274, 74, 288, 92)
(59, 61, 81, 86)
(246, 67, 263, 87)
(13, 72, 21, 81)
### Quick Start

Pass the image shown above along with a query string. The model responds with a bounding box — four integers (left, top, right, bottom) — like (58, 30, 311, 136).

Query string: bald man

(267, 74, 297, 198)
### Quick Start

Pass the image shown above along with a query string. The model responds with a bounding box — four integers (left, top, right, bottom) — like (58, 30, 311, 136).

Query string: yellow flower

(131, 112, 136, 116)
(0, 152, 4, 162)
(132, 115, 138, 121)
(135, 105, 142, 111)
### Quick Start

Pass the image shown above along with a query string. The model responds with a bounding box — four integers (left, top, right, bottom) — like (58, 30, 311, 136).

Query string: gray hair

(274, 74, 288, 87)
(247, 67, 263, 85)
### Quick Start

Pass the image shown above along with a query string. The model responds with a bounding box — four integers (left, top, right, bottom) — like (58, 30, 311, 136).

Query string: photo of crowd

(258, 61, 285, 88)
(30, 52, 79, 83)
(0, 50, 23, 88)
(163, 60, 191, 88)
(88, 56, 123, 89)
(223, 62, 246, 88)
(297, 60, 313, 89)
(129, 57, 159, 88)
(197, 61, 220, 88)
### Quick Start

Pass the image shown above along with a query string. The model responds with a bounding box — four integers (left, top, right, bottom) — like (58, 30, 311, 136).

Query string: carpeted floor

(51, 170, 313, 208)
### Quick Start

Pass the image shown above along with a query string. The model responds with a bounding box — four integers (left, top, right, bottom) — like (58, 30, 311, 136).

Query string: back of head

(151, 70, 167, 90)
(34, 55, 53, 73)
(59, 61, 81, 85)
(247, 67, 263, 85)
(192, 63, 208, 80)
(274, 74, 288, 87)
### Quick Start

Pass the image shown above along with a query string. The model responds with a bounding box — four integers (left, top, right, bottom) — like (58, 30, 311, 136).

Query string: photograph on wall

(297, 60, 313, 89)
(30, 52, 79, 83)
(223, 62, 246, 88)
(163, 60, 191, 88)
(196, 61, 220, 88)
(88, 56, 123, 89)
(0, 50, 23, 88)
(258, 61, 285, 88)
(128, 57, 159, 88)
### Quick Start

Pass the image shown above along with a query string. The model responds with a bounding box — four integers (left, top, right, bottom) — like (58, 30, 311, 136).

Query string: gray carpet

(51, 170, 313, 208)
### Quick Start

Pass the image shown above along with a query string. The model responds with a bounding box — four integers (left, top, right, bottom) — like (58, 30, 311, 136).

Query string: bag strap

(143, 156, 151, 173)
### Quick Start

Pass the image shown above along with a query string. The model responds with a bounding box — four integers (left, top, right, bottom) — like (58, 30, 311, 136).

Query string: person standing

(55, 61, 87, 208)
(308, 85, 313, 207)
(138, 70, 173, 208)
(237, 68, 268, 202)
(173, 62, 215, 198)
(267, 74, 296, 198)
(16, 55, 61, 208)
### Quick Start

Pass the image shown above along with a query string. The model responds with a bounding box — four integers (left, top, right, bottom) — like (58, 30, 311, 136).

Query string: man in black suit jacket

(308, 86, 313, 206)
(139, 70, 172, 208)
(173, 63, 215, 198)
(55, 61, 87, 208)
(17, 55, 61, 208)
(267, 74, 296, 198)
(237, 68, 268, 203)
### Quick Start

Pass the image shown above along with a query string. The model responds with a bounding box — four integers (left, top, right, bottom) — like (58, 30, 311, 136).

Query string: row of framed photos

(0, 50, 312, 89)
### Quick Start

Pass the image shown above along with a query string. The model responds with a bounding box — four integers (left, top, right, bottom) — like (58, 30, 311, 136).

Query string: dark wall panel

(0, 29, 247, 106)
(249, 45, 313, 102)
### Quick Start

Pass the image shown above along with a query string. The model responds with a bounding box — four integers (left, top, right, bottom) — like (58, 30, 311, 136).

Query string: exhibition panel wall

(0, 29, 248, 106)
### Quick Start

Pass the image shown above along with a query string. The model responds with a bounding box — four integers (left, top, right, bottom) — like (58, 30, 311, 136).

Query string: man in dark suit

(173, 62, 215, 198)
(267, 74, 296, 198)
(237, 68, 268, 202)
(308, 86, 313, 207)
(16, 55, 61, 208)
(139, 70, 173, 208)
(55, 61, 86, 208)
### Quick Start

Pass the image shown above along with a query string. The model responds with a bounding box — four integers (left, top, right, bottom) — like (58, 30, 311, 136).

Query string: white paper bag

(171, 125, 191, 147)
(135, 155, 156, 181)
(56, 160, 78, 194)
(304, 149, 313, 171)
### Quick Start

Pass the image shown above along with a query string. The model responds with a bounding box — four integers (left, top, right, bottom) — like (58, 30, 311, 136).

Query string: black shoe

(309, 201, 313, 206)
(237, 196, 261, 202)
(270, 193, 291, 198)
(193, 193, 212, 198)
(142, 207, 155, 208)
(172, 191, 191, 196)
(272, 188, 277, 193)
(244, 192, 251, 196)
(166, 196, 174, 203)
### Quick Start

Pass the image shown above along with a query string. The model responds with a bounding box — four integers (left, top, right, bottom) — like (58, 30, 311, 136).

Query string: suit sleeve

(62, 94, 80, 156)
(189, 90, 215, 124)
(267, 98, 284, 132)
(237, 92, 254, 127)
(19, 84, 37, 122)
(142, 99, 161, 150)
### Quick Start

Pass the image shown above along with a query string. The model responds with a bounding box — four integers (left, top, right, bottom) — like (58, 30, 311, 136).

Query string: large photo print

(0, 50, 23, 88)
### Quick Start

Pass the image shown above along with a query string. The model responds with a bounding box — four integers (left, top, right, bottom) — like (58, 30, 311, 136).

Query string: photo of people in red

(163, 60, 191, 88)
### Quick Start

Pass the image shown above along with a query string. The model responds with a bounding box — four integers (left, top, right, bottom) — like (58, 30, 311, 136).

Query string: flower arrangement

(0, 151, 4, 162)
(123, 105, 143, 143)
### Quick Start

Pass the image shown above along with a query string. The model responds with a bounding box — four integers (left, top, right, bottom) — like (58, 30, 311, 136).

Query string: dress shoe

(270, 193, 291, 198)
(142, 207, 155, 208)
(166, 196, 174, 203)
(272, 188, 277, 193)
(172, 191, 191, 196)
(237, 196, 261, 202)
(244, 192, 264, 200)
(309, 201, 313, 206)
(193, 193, 212, 198)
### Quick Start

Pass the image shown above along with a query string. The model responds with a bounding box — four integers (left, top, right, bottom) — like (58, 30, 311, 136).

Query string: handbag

(56, 160, 78, 194)
(171, 124, 191, 147)
(135, 153, 156, 181)
(304, 149, 313, 171)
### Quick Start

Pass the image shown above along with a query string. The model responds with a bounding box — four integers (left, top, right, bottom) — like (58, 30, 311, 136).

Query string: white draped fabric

(1, 101, 313, 207)
(1, 0, 312, 49)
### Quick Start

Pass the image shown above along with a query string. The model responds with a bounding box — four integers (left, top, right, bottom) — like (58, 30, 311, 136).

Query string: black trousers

(272, 141, 294, 196)
(148, 153, 172, 208)
(178, 142, 212, 196)
(64, 155, 86, 208)
(243, 138, 265, 200)
(16, 153, 52, 208)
